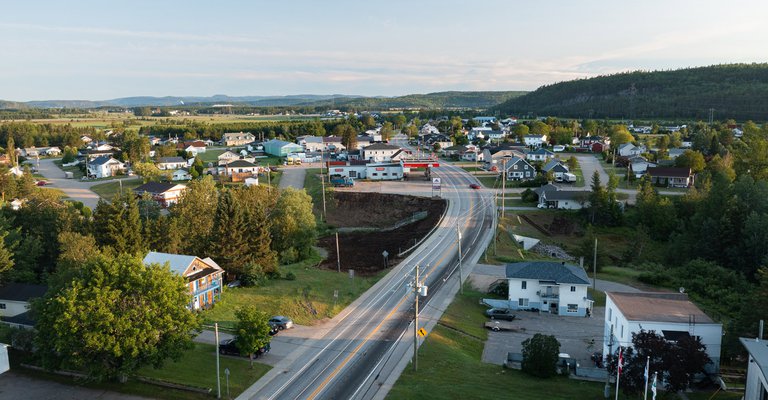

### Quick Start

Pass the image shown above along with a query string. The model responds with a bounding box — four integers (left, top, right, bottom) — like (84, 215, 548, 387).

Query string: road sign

(432, 177, 441, 190)
(382, 250, 389, 258)
(417, 328, 427, 337)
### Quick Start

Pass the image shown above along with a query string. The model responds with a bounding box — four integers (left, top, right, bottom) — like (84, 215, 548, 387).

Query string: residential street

(33, 158, 137, 209)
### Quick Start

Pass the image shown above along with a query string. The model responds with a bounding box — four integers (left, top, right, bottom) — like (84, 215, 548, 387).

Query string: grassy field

(202, 253, 387, 329)
(136, 343, 270, 398)
(195, 149, 227, 163)
(387, 288, 607, 400)
(497, 197, 530, 207)
(90, 179, 144, 200)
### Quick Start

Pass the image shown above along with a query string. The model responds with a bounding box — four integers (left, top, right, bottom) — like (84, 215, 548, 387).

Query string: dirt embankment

(317, 192, 446, 276)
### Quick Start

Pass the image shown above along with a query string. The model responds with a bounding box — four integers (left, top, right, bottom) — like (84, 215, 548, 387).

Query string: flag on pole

(643, 356, 650, 400)
(644, 357, 649, 381)
(651, 372, 657, 400)
(617, 347, 623, 375)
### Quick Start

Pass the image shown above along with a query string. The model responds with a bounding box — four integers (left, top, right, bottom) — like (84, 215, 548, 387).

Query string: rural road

(33, 158, 137, 209)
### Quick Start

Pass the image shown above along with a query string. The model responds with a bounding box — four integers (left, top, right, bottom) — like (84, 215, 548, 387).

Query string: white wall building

(741, 337, 768, 400)
(483, 261, 593, 317)
(362, 143, 401, 162)
(524, 134, 547, 147)
(604, 292, 723, 373)
(87, 156, 124, 178)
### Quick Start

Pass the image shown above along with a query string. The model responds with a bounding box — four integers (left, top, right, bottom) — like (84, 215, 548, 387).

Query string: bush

(521, 333, 561, 378)
(521, 188, 538, 203)
(279, 248, 299, 265)
(240, 263, 266, 287)
(285, 272, 296, 281)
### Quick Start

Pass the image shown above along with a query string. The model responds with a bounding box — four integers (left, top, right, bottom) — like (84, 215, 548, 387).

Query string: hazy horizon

(2, 0, 767, 101)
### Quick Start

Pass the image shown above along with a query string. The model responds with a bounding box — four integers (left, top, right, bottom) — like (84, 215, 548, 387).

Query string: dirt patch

(318, 192, 446, 276)
(325, 192, 442, 229)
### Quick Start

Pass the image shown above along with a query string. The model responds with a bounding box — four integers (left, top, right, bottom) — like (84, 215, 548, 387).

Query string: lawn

(476, 175, 500, 188)
(137, 343, 270, 398)
(387, 288, 606, 400)
(497, 197, 530, 208)
(195, 149, 226, 163)
(90, 178, 144, 200)
(202, 253, 387, 329)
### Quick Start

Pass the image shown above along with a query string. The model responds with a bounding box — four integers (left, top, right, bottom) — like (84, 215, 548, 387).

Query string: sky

(1, 0, 767, 101)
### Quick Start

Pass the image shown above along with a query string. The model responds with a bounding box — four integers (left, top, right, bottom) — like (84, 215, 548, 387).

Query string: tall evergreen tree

(211, 190, 251, 278)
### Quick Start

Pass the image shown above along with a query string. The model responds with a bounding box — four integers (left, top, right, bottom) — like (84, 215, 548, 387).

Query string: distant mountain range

(490, 63, 768, 121)
(0, 91, 526, 110)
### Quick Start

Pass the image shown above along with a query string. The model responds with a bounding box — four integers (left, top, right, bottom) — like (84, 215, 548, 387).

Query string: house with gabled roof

(177, 140, 207, 155)
(534, 183, 588, 210)
(222, 159, 259, 176)
(221, 132, 255, 147)
(87, 156, 124, 178)
(524, 134, 547, 147)
(618, 143, 646, 157)
(217, 150, 240, 166)
(502, 156, 536, 181)
(142, 252, 224, 310)
(484, 261, 593, 317)
(133, 182, 188, 207)
(156, 156, 188, 170)
(541, 159, 569, 180)
(526, 147, 555, 162)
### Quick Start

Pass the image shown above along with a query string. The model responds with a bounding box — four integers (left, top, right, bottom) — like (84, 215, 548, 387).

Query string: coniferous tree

(211, 190, 251, 278)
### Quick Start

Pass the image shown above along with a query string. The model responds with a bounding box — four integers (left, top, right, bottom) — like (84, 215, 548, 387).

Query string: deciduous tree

(34, 254, 200, 382)
(521, 333, 560, 378)
(234, 306, 272, 368)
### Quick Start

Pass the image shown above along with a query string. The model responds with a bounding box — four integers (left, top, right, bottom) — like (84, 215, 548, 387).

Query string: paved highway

(238, 150, 496, 400)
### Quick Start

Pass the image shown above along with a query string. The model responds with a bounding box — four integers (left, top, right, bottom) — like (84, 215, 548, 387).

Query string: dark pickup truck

(484, 308, 517, 321)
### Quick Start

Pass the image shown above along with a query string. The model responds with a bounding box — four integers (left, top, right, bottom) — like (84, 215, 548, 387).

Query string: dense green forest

(492, 63, 768, 121)
(297, 91, 526, 110)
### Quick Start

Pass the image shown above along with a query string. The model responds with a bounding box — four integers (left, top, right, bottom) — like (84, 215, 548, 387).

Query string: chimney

(760, 320, 764, 341)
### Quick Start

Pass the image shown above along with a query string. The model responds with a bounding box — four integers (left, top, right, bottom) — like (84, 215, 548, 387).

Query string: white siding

(0, 300, 30, 317)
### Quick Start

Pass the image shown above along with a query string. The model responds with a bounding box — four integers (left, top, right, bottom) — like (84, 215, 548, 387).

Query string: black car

(219, 338, 270, 357)
(484, 308, 516, 321)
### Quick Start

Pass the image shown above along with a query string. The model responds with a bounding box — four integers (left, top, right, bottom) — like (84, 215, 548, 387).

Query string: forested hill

(0, 91, 526, 110)
(491, 63, 768, 121)
(299, 91, 527, 109)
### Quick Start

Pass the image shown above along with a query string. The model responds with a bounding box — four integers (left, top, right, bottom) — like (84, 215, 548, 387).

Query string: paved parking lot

(482, 306, 605, 366)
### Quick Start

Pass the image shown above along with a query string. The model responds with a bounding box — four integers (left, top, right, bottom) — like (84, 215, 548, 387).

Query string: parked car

(36, 180, 49, 186)
(269, 316, 294, 330)
(219, 338, 270, 357)
(227, 280, 241, 288)
(484, 308, 516, 321)
(469, 183, 481, 189)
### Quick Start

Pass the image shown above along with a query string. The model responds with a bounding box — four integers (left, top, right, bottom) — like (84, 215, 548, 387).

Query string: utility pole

(593, 238, 598, 291)
(215, 323, 221, 399)
(335, 232, 341, 273)
(501, 158, 507, 220)
(456, 221, 463, 294)
(413, 264, 420, 372)
(708, 108, 715, 125)
(320, 150, 327, 221)
(604, 324, 614, 399)
(410, 264, 428, 372)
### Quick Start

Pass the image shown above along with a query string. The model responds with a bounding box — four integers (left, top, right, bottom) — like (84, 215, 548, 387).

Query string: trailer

(64, 171, 74, 179)
(485, 320, 520, 332)
(330, 176, 354, 187)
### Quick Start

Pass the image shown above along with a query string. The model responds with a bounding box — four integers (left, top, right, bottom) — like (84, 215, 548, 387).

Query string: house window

(372, 173, 378, 176)
(621, 325, 624, 338)
(608, 308, 612, 321)
(518, 298, 529, 307)
(0, 303, 5, 309)
(514, 165, 518, 170)
(570, 286, 576, 292)
(567, 304, 578, 313)
(524, 165, 528, 170)
(521, 281, 527, 290)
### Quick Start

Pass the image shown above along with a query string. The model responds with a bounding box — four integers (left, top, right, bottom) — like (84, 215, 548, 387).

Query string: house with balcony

(142, 252, 224, 310)
(483, 261, 593, 317)
(604, 292, 722, 373)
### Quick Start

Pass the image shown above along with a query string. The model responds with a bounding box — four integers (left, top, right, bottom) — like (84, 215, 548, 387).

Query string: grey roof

(741, 338, 768, 383)
(533, 183, 559, 196)
(158, 157, 186, 164)
(143, 251, 197, 275)
(0, 283, 47, 302)
(503, 156, 532, 169)
(89, 155, 119, 166)
(226, 159, 257, 168)
(608, 292, 716, 324)
(505, 261, 590, 285)
(528, 148, 554, 155)
(364, 143, 400, 151)
(134, 182, 184, 194)
(1, 311, 36, 327)
(543, 190, 588, 202)
(542, 159, 568, 172)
